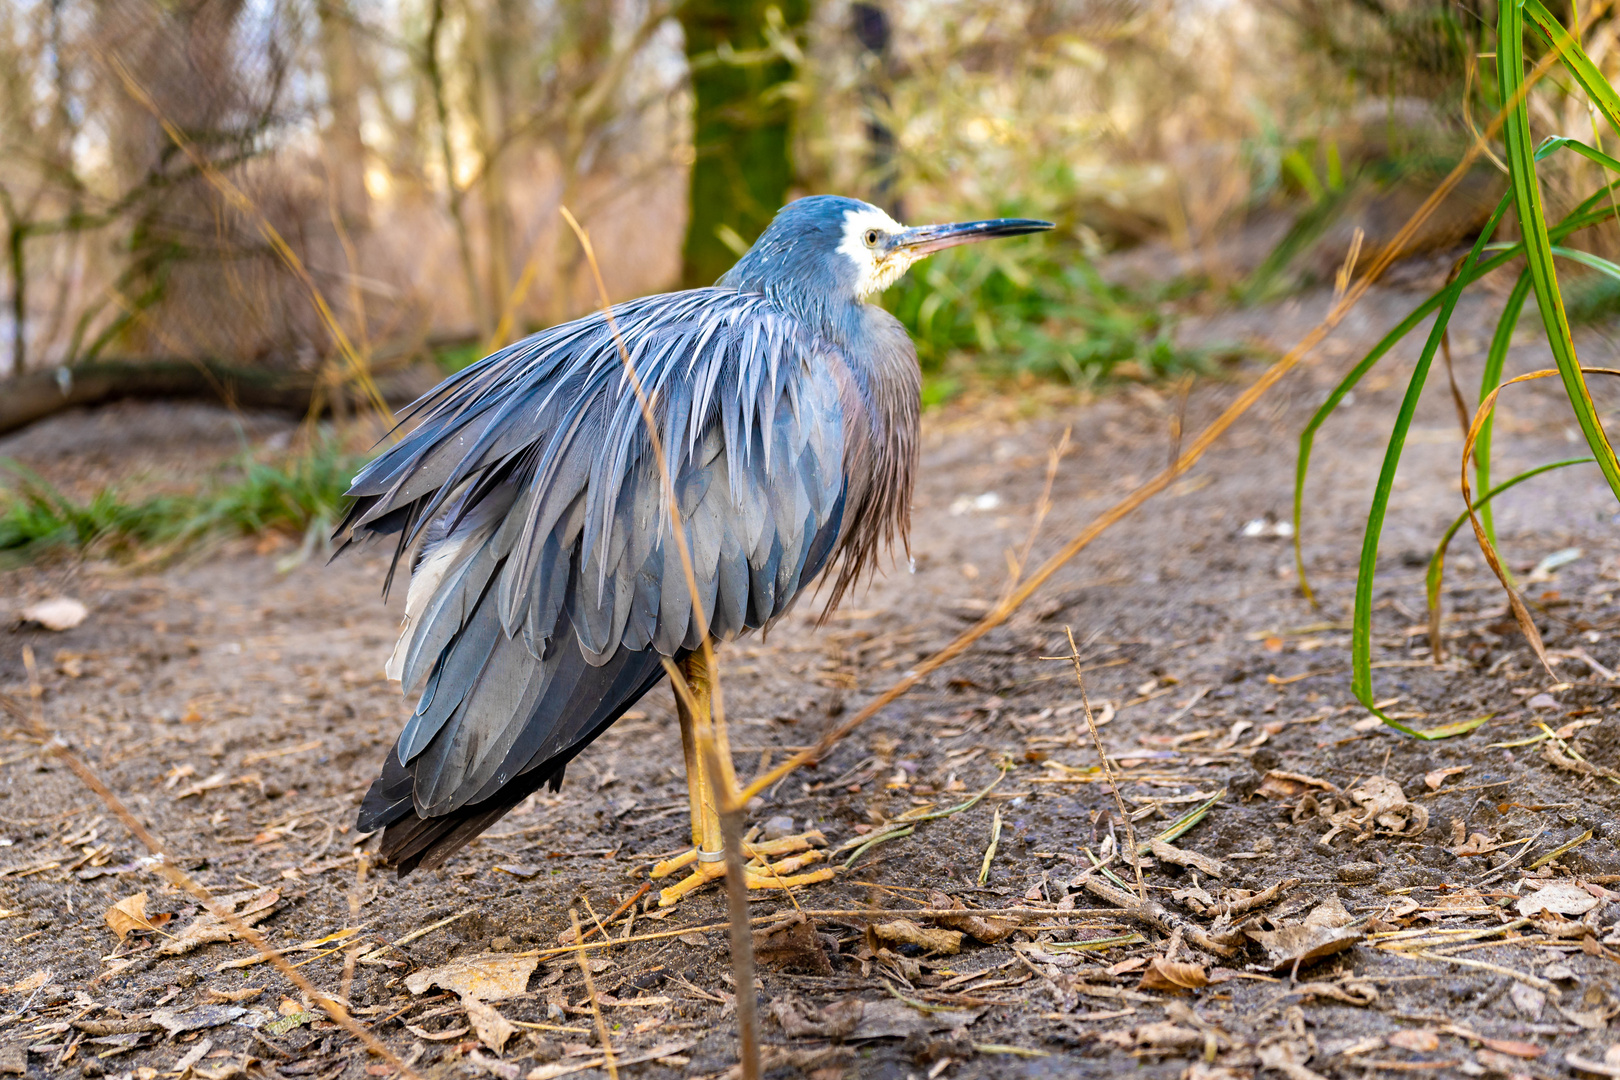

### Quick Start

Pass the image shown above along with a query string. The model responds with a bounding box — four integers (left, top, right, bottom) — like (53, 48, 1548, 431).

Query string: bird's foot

(650, 830, 835, 906)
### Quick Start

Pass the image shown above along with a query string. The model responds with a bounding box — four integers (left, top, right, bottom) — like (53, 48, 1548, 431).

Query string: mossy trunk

(678, 0, 807, 289)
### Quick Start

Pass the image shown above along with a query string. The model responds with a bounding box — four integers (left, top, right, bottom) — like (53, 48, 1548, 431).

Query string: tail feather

(357, 659, 668, 877)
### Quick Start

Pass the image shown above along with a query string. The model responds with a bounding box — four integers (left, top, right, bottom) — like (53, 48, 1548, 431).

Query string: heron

(339, 195, 1051, 903)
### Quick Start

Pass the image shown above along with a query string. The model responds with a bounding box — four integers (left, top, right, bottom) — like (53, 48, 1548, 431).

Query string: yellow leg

(649, 648, 835, 906)
(674, 652, 721, 854)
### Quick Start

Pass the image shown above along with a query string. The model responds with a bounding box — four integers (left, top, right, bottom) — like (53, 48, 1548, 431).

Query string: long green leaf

(1475, 271, 1534, 553)
(1549, 244, 1620, 280)
(1498, 0, 1620, 505)
(1523, 0, 1620, 139)
(1350, 208, 1504, 737)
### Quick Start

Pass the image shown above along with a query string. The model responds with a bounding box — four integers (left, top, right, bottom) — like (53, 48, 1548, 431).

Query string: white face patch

(836, 206, 916, 299)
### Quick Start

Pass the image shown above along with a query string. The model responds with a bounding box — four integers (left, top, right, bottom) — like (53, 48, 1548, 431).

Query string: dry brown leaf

(927, 891, 1019, 943)
(1478, 1036, 1543, 1059)
(1424, 766, 1468, 791)
(870, 918, 962, 955)
(771, 997, 978, 1041)
(404, 1023, 471, 1042)
(157, 888, 280, 956)
(105, 892, 155, 942)
(1254, 770, 1338, 800)
(1136, 958, 1208, 992)
(1386, 1029, 1439, 1052)
(1246, 923, 1361, 971)
(5, 969, 49, 994)
(1518, 881, 1601, 918)
(171, 1038, 213, 1077)
(464, 999, 517, 1053)
(404, 952, 538, 1001)
(1149, 839, 1227, 878)
(752, 914, 831, 976)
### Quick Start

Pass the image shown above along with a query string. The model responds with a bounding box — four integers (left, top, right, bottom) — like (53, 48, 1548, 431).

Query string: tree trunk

(677, 0, 808, 289)
(317, 0, 371, 229)
(426, 0, 489, 338)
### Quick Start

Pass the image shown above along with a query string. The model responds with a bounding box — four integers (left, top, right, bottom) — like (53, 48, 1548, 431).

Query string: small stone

(1337, 861, 1380, 884)
(761, 815, 797, 840)
(1527, 693, 1559, 710)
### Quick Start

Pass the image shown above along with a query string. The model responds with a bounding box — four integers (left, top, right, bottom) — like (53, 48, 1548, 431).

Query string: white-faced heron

(337, 195, 1051, 902)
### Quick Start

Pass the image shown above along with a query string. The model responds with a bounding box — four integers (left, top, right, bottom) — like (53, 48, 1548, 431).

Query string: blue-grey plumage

(337, 195, 1052, 874)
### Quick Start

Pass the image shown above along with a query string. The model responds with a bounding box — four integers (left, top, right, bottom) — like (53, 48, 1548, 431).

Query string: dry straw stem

(1461, 367, 1620, 674)
(696, 731, 761, 1080)
(569, 909, 619, 1080)
(1064, 627, 1144, 901)
(101, 54, 392, 425)
(15, 646, 424, 1080)
(735, 47, 1567, 804)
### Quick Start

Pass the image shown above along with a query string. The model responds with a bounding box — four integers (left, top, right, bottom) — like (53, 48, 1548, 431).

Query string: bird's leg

(651, 649, 836, 906)
(677, 651, 723, 857)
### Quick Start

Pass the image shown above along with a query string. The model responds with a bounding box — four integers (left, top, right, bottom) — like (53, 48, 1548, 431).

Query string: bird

(337, 195, 1051, 900)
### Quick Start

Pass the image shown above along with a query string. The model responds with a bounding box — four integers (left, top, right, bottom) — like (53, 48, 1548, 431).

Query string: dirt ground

(2, 283, 1620, 1080)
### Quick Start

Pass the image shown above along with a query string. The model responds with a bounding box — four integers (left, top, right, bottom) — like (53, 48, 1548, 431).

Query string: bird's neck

(762, 285, 868, 349)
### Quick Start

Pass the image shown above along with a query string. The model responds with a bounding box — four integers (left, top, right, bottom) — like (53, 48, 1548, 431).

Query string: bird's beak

(891, 218, 1054, 256)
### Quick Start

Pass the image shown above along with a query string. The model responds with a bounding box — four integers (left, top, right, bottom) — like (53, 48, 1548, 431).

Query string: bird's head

(719, 195, 1053, 317)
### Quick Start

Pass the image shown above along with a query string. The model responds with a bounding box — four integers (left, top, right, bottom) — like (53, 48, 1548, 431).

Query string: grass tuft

(0, 440, 368, 565)
(882, 235, 1216, 396)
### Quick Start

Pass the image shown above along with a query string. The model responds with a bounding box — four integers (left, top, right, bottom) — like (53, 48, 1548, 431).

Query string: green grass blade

(1475, 271, 1534, 552)
(1549, 245, 1620, 280)
(1499, 0, 1620, 506)
(1426, 456, 1593, 620)
(1415, 715, 1494, 739)
(1351, 197, 1507, 736)
(1523, 0, 1620, 139)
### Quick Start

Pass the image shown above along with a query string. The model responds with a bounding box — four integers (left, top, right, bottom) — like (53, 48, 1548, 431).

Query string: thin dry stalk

(488, 229, 552, 352)
(1332, 227, 1365, 307)
(734, 53, 1560, 808)
(16, 647, 422, 1080)
(1168, 376, 1193, 469)
(570, 909, 619, 1080)
(695, 731, 761, 1080)
(1064, 627, 1144, 901)
(1001, 427, 1070, 605)
(978, 807, 1002, 885)
(339, 852, 370, 1005)
(564, 882, 653, 946)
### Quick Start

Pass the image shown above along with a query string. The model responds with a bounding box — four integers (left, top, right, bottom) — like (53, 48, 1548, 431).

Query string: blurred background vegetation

(1, 0, 1617, 418)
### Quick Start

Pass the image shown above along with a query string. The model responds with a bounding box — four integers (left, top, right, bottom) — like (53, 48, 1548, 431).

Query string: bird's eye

(864, 229, 881, 247)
